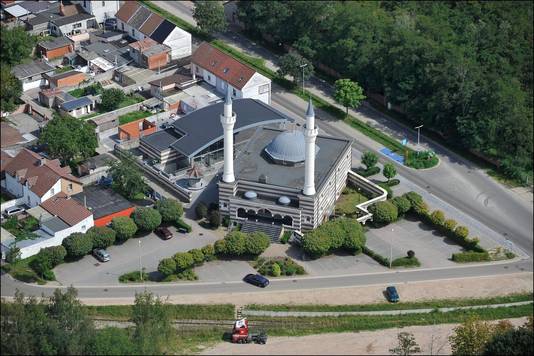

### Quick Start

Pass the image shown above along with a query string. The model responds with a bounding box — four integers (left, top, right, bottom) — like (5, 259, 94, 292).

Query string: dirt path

(200, 318, 529, 355)
(82, 272, 533, 306)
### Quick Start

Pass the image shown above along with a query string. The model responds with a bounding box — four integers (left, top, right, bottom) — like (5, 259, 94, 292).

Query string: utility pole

(415, 125, 423, 148)
(389, 228, 394, 269)
(138, 240, 142, 281)
(299, 63, 308, 95)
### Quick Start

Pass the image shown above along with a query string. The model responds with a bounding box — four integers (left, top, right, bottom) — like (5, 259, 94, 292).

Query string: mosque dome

(264, 131, 319, 165)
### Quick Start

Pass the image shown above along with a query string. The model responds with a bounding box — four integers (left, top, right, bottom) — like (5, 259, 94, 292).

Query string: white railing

(347, 170, 388, 224)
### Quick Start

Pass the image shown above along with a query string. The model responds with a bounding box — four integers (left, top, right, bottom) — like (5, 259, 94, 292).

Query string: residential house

(44, 70, 87, 89)
(83, 41, 132, 73)
(37, 36, 74, 60)
(50, 3, 95, 36)
(59, 96, 95, 118)
(1, 150, 13, 182)
(11, 60, 55, 91)
(191, 42, 271, 104)
(116, 1, 191, 59)
(73, 185, 134, 227)
(0, 122, 37, 152)
(118, 118, 156, 141)
(3, 149, 83, 208)
(38, 88, 76, 108)
(77, 152, 115, 183)
(148, 72, 194, 99)
(73, 0, 119, 25)
(128, 37, 170, 70)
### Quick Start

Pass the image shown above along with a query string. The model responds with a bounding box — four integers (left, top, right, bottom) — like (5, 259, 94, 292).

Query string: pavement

(154, 1, 533, 258)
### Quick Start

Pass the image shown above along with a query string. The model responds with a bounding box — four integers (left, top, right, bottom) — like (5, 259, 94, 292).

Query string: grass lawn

(1, 216, 40, 241)
(1, 255, 45, 284)
(55, 65, 73, 74)
(80, 111, 103, 120)
(118, 110, 152, 125)
(245, 293, 533, 313)
(335, 186, 368, 216)
(84, 304, 235, 321)
(118, 95, 145, 109)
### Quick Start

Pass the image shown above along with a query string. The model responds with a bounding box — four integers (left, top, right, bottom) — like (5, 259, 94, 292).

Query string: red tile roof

(129, 37, 158, 51)
(116, 1, 140, 23)
(3, 149, 80, 197)
(0, 150, 13, 173)
(1, 122, 24, 148)
(40, 192, 92, 226)
(139, 12, 164, 36)
(191, 42, 256, 90)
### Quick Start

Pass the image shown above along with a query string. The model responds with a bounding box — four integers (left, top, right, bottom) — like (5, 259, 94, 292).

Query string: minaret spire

(221, 85, 236, 183)
(303, 98, 318, 196)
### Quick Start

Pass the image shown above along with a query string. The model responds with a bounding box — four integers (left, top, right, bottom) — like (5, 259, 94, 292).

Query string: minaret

(220, 86, 236, 183)
(303, 98, 318, 196)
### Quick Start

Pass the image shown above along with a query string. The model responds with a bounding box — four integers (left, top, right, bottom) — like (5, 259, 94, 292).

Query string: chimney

(84, 195, 87, 208)
(39, 158, 47, 166)
(59, 1, 65, 16)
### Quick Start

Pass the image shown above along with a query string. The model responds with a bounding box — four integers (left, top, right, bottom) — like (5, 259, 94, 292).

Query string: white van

(4, 206, 25, 217)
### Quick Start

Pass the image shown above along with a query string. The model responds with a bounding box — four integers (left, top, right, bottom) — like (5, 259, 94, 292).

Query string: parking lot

(53, 223, 221, 285)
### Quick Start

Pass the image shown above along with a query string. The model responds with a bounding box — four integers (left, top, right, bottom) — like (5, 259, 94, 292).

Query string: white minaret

(303, 98, 318, 196)
(221, 86, 236, 183)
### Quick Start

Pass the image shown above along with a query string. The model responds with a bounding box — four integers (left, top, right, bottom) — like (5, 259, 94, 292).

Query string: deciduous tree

(0, 66, 22, 113)
(390, 331, 421, 355)
(334, 79, 366, 116)
(277, 52, 314, 87)
(111, 216, 138, 241)
(193, 1, 227, 34)
(108, 152, 148, 199)
(0, 26, 35, 65)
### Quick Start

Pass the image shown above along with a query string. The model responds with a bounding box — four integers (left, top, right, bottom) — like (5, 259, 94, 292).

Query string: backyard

(118, 110, 152, 125)
(1, 215, 40, 241)
(335, 186, 368, 217)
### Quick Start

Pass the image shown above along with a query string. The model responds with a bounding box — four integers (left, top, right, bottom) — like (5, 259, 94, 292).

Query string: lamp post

(299, 63, 308, 94)
(414, 125, 423, 148)
(138, 240, 142, 281)
(389, 228, 394, 269)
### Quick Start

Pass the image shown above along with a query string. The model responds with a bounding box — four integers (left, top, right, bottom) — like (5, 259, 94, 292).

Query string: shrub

(214, 239, 227, 255)
(38, 246, 67, 267)
(302, 218, 365, 258)
(201, 244, 216, 261)
(256, 257, 306, 276)
(341, 219, 366, 255)
(362, 151, 379, 170)
(190, 249, 204, 266)
(195, 202, 208, 220)
(391, 196, 411, 215)
(173, 252, 194, 272)
(222, 215, 230, 227)
(280, 231, 291, 244)
(42, 269, 56, 281)
(222, 231, 247, 256)
(87, 226, 116, 249)
(430, 210, 446, 227)
(62, 232, 93, 258)
(451, 251, 490, 262)
(132, 207, 162, 232)
(407, 250, 415, 258)
(118, 270, 149, 282)
(271, 263, 281, 277)
(111, 216, 138, 241)
(443, 219, 458, 233)
(454, 226, 470, 240)
(301, 231, 331, 258)
(359, 166, 381, 177)
(157, 258, 176, 276)
(378, 182, 393, 199)
(362, 246, 390, 267)
(382, 163, 397, 182)
(5, 246, 21, 264)
(369, 201, 398, 225)
(176, 269, 197, 281)
(245, 232, 270, 256)
(412, 200, 429, 216)
(175, 219, 192, 232)
(208, 210, 220, 228)
(403, 191, 423, 207)
(391, 256, 421, 267)
(30, 252, 52, 276)
(387, 178, 401, 186)
(155, 199, 183, 222)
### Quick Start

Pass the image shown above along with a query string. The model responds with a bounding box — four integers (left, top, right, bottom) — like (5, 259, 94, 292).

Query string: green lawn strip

(80, 111, 103, 120)
(84, 304, 235, 321)
(68, 87, 86, 98)
(245, 293, 533, 313)
(55, 66, 73, 74)
(118, 110, 152, 125)
(118, 95, 144, 109)
(335, 187, 368, 216)
(1, 255, 45, 284)
(168, 330, 223, 356)
(250, 304, 533, 336)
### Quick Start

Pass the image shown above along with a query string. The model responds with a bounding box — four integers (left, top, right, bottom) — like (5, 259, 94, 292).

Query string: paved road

(1, 259, 531, 299)
(155, 1, 533, 256)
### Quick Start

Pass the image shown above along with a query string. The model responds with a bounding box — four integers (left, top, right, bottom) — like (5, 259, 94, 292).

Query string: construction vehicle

(231, 318, 267, 344)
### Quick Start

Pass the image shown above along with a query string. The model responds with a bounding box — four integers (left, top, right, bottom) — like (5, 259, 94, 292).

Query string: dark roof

(52, 12, 94, 27)
(150, 19, 175, 43)
(192, 42, 257, 90)
(41, 216, 70, 233)
(141, 128, 183, 152)
(11, 61, 54, 79)
(127, 4, 151, 28)
(19, 0, 59, 14)
(80, 153, 115, 170)
(72, 185, 134, 220)
(38, 36, 71, 50)
(45, 70, 85, 81)
(83, 42, 132, 67)
(115, 0, 139, 23)
(140, 12, 164, 36)
(61, 96, 93, 111)
(26, 12, 60, 26)
(235, 127, 351, 191)
(141, 99, 289, 158)
(148, 73, 192, 87)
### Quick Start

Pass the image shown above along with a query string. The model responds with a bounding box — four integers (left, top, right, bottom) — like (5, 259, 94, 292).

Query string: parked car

(4, 206, 25, 218)
(243, 274, 270, 288)
(385, 286, 400, 303)
(155, 226, 172, 240)
(93, 249, 111, 262)
(177, 227, 188, 234)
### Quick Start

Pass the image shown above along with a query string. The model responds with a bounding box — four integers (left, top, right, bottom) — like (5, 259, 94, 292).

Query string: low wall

(79, 166, 110, 186)
(347, 170, 387, 224)
(17, 231, 64, 259)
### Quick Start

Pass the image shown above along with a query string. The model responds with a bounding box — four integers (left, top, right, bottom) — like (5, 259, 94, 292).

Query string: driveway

(54, 225, 221, 285)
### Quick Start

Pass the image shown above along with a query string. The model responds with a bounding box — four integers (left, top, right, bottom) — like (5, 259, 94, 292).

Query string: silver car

(93, 249, 111, 262)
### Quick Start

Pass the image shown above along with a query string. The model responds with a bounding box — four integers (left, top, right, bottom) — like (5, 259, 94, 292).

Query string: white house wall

(163, 27, 191, 59)
(79, 0, 119, 24)
(241, 72, 271, 104)
(22, 79, 42, 92)
(5, 173, 61, 208)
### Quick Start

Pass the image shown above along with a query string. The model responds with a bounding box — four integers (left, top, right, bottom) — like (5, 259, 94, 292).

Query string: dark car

(243, 274, 270, 288)
(155, 226, 172, 240)
(385, 286, 400, 303)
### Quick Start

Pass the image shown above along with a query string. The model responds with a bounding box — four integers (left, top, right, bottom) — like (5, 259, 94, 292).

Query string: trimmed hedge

(175, 219, 192, 232)
(369, 201, 398, 225)
(378, 182, 393, 199)
(451, 251, 491, 262)
(302, 218, 366, 258)
(87, 226, 116, 249)
(215, 231, 270, 257)
(62, 232, 93, 258)
(255, 257, 305, 277)
(391, 196, 411, 215)
(357, 166, 381, 177)
(391, 256, 421, 268)
(362, 246, 390, 267)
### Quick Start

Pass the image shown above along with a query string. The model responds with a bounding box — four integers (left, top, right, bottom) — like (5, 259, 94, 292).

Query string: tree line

(237, 1, 533, 183)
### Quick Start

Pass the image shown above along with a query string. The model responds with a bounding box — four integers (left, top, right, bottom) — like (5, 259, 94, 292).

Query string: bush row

(451, 251, 491, 263)
(157, 244, 216, 278)
(356, 166, 381, 177)
(301, 218, 366, 259)
(391, 256, 421, 268)
(362, 246, 390, 267)
(255, 257, 305, 277)
(214, 231, 270, 257)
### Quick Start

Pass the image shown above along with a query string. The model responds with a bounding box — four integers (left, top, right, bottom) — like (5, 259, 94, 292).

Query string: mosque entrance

(237, 208, 293, 227)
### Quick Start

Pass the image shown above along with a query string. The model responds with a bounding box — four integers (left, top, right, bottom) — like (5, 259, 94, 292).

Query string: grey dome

(264, 131, 319, 164)
(278, 196, 291, 205)
(244, 191, 257, 200)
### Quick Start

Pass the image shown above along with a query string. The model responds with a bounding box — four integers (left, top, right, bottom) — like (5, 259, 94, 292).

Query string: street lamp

(414, 125, 423, 148)
(299, 63, 308, 94)
(138, 240, 142, 281)
(389, 228, 394, 269)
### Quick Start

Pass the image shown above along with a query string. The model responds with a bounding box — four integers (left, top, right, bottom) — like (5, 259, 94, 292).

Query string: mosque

(218, 91, 354, 233)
